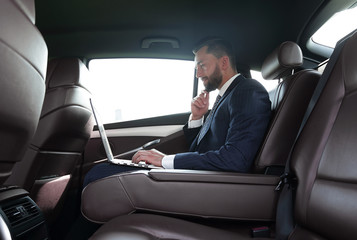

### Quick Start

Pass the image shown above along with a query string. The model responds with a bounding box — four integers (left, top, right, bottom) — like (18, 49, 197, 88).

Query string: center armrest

(82, 169, 280, 223)
(148, 169, 279, 185)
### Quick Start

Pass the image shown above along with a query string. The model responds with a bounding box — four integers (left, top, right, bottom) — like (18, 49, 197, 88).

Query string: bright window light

(89, 59, 195, 123)
(251, 70, 278, 92)
(312, 6, 357, 48)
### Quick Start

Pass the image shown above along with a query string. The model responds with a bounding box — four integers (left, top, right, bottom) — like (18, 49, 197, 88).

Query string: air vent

(2, 198, 40, 227)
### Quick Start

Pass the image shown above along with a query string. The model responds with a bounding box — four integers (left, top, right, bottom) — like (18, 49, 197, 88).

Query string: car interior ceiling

(1, 0, 357, 239)
(35, 0, 356, 68)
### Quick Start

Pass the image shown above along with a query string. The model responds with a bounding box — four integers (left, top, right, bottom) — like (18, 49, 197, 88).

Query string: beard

(203, 64, 223, 92)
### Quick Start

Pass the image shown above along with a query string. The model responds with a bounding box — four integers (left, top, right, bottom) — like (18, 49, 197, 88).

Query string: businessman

(84, 38, 271, 186)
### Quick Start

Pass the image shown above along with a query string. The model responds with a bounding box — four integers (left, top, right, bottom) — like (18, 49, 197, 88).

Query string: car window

(89, 59, 277, 124)
(250, 70, 279, 93)
(312, 6, 357, 48)
(89, 58, 195, 123)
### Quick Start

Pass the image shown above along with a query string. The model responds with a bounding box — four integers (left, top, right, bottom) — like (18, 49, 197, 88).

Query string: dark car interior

(1, 0, 357, 239)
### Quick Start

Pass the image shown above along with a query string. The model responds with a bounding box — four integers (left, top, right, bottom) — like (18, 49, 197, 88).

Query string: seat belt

(274, 29, 356, 240)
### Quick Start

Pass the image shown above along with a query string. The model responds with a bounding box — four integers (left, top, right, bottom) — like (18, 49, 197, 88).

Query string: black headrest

(261, 41, 303, 80)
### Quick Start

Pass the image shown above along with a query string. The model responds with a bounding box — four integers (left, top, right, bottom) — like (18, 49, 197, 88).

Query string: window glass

(89, 59, 195, 123)
(250, 70, 278, 92)
(312, 6, 357, 48)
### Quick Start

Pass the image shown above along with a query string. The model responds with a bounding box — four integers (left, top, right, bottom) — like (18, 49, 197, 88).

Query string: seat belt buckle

(251, 226, 271, 238)
(275, 172, 297, 191)
(275, 179, 284, 191)
(275, 173, 288, 191)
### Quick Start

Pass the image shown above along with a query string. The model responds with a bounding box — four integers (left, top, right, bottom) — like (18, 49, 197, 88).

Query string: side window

(308, 6, 357, 57)
(89, 59, 195, 123)
(250, 70, 279, 93)
(251, 70, 279, 104)
(312, 6, 357, 48)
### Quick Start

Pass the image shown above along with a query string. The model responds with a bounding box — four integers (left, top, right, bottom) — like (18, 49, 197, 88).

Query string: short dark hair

(193, 37, 237, 70)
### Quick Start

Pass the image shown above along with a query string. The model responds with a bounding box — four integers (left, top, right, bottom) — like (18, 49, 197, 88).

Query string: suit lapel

(194, 75, 243, 149)
(211, 74, 243, 113)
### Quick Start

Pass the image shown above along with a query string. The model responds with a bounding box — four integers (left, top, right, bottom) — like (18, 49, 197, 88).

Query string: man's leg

(83, 162, 139, 187)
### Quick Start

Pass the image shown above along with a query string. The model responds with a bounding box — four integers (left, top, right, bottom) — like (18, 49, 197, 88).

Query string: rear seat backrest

(5, 58, 94, 224)
(0, 0, 47, 184)
(33, 58, 93, 152)
(290, 30, 357, 240)
(253, 41, 321, 173)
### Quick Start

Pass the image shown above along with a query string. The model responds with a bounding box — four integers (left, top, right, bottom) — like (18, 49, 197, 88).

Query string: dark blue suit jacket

(174, 75, 271, 172)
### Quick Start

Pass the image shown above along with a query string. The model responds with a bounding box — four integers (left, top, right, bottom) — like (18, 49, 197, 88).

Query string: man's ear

(220, 56, 230, 71)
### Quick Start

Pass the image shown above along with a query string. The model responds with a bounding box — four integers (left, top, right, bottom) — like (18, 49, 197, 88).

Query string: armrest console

(148, 169, 279, 184)
(81, 170, 280, 223)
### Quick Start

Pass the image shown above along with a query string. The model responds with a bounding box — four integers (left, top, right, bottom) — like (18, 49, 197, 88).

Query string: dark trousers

(83, 162, 140, 187)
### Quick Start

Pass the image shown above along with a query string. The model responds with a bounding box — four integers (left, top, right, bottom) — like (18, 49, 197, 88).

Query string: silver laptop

(90, 98, 162, 169)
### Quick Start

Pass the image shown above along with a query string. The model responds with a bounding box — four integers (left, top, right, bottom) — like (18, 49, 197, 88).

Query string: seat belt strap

(275, 29, 356, 240)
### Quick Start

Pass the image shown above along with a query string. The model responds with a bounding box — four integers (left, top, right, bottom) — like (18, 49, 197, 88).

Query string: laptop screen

(89, 98, 114, 162)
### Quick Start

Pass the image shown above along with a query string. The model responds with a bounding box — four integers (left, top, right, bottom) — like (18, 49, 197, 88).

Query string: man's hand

(191, 91, 209, 120)
(132, 149, 165, 167)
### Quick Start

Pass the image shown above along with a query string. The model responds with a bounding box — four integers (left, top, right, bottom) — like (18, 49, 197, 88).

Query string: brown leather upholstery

(90, 214, 252, 240)
(253, 41, 320, 173)
(32, 58, 93, 151)
(6, 58, 94, 223)
(0, 0, 47, 184)
(80, 42, 319, 224)
(82, 170, 279, 223)
(290, 30, 357, 239)
(87, 30, 357, 239)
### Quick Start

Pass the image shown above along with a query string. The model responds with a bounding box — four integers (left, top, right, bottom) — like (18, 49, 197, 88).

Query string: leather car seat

(87, 29, 357, 239)
(0, 0, 47, 185)
(5, 58, 94, 224)
(253, 41, 321, 173)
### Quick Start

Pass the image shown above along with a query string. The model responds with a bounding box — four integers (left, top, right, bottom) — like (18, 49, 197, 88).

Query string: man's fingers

(192, 95, 208, 108)
(192, 99, 204, 109)
(132, 149, 165, 167)
(132, 150, 161, 164)
(132, 150, 147, 163)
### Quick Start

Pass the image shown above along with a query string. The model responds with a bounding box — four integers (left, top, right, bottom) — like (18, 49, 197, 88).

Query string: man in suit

(83, 38, 271, 186)
(132, 38, 271, 171)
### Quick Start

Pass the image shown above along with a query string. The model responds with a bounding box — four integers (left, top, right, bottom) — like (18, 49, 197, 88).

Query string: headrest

(261, 41, 303, 80)
(1, 0, 47, 79)
(46, 58, 91, 91)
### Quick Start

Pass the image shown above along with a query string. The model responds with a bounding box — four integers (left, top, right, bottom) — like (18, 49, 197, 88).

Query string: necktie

(197, 94, 222, 144)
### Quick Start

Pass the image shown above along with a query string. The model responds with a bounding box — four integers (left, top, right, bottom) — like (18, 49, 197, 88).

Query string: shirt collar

(218, 73, 240, 97)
